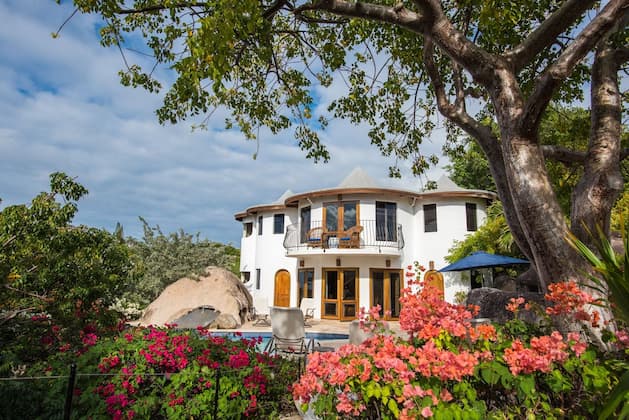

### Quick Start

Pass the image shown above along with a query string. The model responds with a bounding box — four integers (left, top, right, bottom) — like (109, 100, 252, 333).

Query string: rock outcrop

(139, 266, 252, 328)
(465, 287, 547, 324)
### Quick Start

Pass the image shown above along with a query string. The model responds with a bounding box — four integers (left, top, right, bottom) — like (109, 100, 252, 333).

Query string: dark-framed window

(244, 222, 253, 237)
(274, 214, 285, 234)
(256, 269, 261, 290)
(466, 203, 478, 231)
(300, 206, 311, 243)
(241, 271, 251, 283)
(257, 216, 263, 235)
(298, 268, 314, 304)
(424, 204, 437, 232)
(376, 201, 397, 241)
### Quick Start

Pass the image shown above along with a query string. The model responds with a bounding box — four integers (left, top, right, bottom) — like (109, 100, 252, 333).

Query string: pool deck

(219, 318, 404, 350)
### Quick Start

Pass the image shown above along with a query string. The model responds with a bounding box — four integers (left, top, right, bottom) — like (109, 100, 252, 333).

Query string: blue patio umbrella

(439, 251, 529, 272)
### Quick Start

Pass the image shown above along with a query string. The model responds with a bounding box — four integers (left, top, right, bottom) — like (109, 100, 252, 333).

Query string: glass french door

(370, 269, 402, 320)
(322, 268, 358, 320)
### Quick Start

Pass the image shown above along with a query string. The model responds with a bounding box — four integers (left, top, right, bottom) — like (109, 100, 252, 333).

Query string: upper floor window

(256, 268, 261, 290)
(376, 201, 397, 241)
(466, 203, 478, 231)
(274, 214, 285, 234)
(243, 222, 253, 237)
(424, 204, 437, 232)
(324, 201, 359, 232)
(257, 215, 263, 235)
(300, 206, 311, 243)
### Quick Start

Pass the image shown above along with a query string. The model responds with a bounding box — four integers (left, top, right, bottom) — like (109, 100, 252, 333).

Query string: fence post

(63, 363, 77, 420)
(213, 366, 220, 419)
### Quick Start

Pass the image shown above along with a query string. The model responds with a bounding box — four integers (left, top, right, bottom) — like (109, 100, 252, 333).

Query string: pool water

(211, 331, 348, 352)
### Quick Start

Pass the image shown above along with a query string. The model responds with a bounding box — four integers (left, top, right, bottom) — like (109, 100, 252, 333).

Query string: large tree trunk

(570, 40, 624, 247)
(500, 131, 590, 290)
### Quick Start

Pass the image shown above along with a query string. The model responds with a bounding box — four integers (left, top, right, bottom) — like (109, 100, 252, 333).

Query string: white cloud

(0, 1, 447, 245)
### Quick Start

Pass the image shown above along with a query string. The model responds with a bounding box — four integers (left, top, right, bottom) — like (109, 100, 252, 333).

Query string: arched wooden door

(423, 270, 445, 298)
(274, 270, 291, 307)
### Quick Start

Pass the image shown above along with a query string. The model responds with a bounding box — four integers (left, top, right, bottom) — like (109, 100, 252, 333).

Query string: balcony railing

(283, 220, 404, 253)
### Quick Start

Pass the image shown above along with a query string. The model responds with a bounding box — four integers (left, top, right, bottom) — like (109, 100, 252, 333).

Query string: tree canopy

(0, 173, 133, 363)
(56, 1, 628, 292)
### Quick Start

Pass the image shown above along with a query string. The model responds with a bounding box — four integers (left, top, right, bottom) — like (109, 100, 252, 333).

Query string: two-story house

(234, 167, 496, 321)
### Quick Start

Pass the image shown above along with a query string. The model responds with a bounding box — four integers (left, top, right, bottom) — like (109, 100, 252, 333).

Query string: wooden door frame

(369, 268, 404, 320)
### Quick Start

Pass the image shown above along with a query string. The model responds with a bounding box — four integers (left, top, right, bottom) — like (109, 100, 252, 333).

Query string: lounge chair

(267, 306, 314, 361)
(299, 298, 316, 327)
(251, 296, 270, 326)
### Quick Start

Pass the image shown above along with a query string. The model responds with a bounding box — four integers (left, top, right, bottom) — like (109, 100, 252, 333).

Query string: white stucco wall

(236, 190, 491, 314)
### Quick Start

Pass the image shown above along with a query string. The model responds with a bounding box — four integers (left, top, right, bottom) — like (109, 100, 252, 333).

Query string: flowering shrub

(293, 268, 628, 419)
(13, 326, 299, 419)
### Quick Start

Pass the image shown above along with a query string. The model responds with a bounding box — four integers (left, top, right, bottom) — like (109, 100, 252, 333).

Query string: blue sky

(0, 0, 447, 246)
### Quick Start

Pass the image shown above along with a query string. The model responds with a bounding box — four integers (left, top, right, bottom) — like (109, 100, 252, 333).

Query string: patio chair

(306, 227, 324, 247)
(267, 306, 314, 360)
(251, 296, 271, 326)
(299, 297, 316, 327)
(338, 225, 363, 248)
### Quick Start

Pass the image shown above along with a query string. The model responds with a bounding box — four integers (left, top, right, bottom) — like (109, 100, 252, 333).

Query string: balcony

(283, 220, 405, 256)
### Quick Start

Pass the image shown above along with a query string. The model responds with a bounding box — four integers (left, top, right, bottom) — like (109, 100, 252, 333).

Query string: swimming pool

(210, 331, 348, 352)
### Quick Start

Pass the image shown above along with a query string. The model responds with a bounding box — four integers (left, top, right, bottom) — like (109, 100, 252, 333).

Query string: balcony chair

(338, 225, 363, 248)
(306, 227, 324, 247)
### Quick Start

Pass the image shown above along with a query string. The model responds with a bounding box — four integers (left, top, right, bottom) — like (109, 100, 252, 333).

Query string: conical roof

(337, 167, 380, 188)
(430, 175, 467, 192)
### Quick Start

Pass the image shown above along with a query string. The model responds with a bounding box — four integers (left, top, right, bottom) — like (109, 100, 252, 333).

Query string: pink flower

(421, 406, 433, 417)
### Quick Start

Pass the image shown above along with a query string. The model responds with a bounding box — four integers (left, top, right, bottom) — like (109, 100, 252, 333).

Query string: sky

(0, 0, 448, 246)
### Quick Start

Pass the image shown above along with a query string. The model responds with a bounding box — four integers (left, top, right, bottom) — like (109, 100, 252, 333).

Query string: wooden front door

(322, 268, 359, 320)
(274, 270, 291, 307)
(370, 269, 403, 320)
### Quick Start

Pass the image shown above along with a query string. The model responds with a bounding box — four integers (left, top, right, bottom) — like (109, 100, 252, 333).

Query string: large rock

(209, 313, 240, 330)
(139, 266, 253, 328)
(465, 287, 547, 324)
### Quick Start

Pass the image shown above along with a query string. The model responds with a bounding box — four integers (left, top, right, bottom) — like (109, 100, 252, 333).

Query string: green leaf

(599, 370, 629, 420)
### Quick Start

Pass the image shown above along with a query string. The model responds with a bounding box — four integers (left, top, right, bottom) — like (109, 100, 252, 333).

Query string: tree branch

(504, 0, 598, 71)
(423, 37, 492, 144)
(116, 2, 210, 15)
(3, 284, 53, 303)
(294, 0, 426, 32)
(521, 0, 629, 134)
(615, 46, 629, 66)
(541, 145, 586, 164)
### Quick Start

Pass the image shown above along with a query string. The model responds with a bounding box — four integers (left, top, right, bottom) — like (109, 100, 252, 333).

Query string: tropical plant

(568, 220, 629, 419)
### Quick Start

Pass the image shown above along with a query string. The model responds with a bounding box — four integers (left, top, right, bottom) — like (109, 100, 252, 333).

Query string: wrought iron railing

(283, 220, 404, 252)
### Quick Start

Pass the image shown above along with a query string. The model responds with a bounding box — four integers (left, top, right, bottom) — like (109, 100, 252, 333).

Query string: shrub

(293, 270, 628, 419)
(4, 326, 299, 419)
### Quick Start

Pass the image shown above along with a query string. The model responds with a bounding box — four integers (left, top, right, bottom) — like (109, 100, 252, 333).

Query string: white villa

(235, 167, 496, 321)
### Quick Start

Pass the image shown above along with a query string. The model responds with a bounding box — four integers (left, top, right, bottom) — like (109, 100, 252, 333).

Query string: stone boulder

(209, 313, 240, 330)
(465, 287, 547, 324)
(139, 266, 253, 328)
